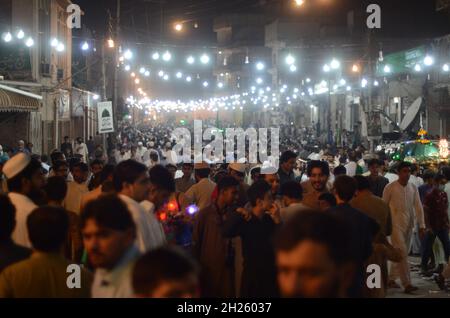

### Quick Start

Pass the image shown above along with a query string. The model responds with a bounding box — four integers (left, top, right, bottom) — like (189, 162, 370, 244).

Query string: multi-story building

(0, 0, 73, 154)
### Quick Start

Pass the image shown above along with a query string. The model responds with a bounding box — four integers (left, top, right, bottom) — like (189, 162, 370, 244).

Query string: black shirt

(0, 240, 32, 273)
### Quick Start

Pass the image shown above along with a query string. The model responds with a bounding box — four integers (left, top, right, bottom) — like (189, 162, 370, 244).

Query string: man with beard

(81, 195, 140, 298)
(275, 211, 357, 298)
(114, 160, 166, 253)
(367, 159, 389, 198)
(3, 154, 46, 248)
(301, 160, 330, 209)
(64, 162, 89, 215)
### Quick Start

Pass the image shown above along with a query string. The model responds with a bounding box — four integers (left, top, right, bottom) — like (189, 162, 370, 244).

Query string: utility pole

(113, 0, 121, 129)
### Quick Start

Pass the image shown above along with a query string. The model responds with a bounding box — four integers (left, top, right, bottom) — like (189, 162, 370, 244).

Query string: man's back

(0, 253, 92, 298)
(351, 193, 392, 237)
(185, 178, 216, 210)
(329, 204, 378, 263)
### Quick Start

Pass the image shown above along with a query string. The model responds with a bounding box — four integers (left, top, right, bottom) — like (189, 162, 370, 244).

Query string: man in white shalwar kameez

(383, 162, 426, 294)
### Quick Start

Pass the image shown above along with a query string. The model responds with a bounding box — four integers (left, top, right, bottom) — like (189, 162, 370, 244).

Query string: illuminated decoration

(414, 64, 422, 72)
(330, 58, 340, 69)
(323, 64, 330, 72)
(56, 43, 65, 52)
(294, 0, 305, 6)
(290, 65, 297, 72)
(152, 52, 160, 60)
(107, 38, 115, 48)
(424, 55, 434, 66)
(285, 54, 295, 66)
(417, 128, 430, 144)
(81, 41, 89, 51)
(200, 54, 210, 64)
(256, 62, 265, 71)
(2, 32, 12, 42)
(124, 49, 133, 60)
(124, 65, 131, 71)
(162, 51, 172, 61)
(352, 64, 360, 72)
(187, 56, 195, 64)
(51, 38, 59, 47)
(443, 64, 449, 72)
(187, 205, 199, 215)
(25, 37, 34, 47)
(439, 139, 449, 159)
(16, 29, 25, 39)
(186, 76, 192, 82)
(383, 65, 391, 73)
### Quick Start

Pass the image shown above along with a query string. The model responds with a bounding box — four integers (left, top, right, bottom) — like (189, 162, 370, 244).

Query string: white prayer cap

(3, 153, 31, 179)
(138, 141, 143, 147)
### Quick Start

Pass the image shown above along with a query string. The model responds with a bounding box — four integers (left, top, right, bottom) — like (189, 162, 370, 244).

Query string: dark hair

(422, 170, 436, 182)
(247, 180, 272, 206)
(368, 159, 381, 168)
(354, 175, 370, 191)
(27, 206, 69, 252)
(113, 160, 148, 192)
(442, 167, 450, 181)
(250, 167, 261, 176)
(274, 211, 353, 265)
(334, 175, 357, 202)
(434, 173, 446, 183)
(318, 193, 337, 207)
(71, 162, 89, 173)
(397, 161, 412, 172)
(81, 194, 136, 232)
(306, 160, 330, 177)
(90, 159, 104, 168)
(52, 160, 68, 171)
(64, 136, 69, 140)
(217, 176, 239, 193)
(50, 151, 64, 165)
(410, 164, 419, 173)
(99, 164, 116, 184)
(195, 168, 210, 179)
(68, 157, 81, 171)
(0, 195, 16, 241)
(132, 246, 199, 296)
(182, 162, 193, 168)
(150, 165, 175, 192)
(165, 164, 177, 170)
(333, 165, 347, 176)
(280, 151, 297, 164)
(280, 181, 303, 200)
(7, 158, 43, 193)
(45, 177, 68, 202)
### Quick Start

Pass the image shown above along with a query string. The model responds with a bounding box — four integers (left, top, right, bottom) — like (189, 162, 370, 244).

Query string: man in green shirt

(0, 206, 92, 298)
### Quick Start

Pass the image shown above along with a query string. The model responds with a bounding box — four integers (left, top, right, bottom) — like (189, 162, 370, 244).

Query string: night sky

(73, 0, 450, 44)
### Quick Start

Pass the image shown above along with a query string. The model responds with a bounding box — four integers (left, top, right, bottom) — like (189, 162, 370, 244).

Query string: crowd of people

(0, 121, 449, 298)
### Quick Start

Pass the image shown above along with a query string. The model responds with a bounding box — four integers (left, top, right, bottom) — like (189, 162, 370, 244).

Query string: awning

(0, 85, 41, 112)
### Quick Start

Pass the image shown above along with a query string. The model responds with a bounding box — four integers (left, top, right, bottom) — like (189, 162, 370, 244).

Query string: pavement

(386, 257, 450, 298)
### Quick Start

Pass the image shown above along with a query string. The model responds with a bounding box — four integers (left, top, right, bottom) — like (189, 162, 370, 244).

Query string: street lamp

(81, 41, 89, 51)
(323, 64, 330, 72)
(124, 49, 133, 60)
(352, 64, 360, 73)
(443, 64, 450, 72)
(414, 64, 422, 72)
(56, 43, 65, 52)
(294, 0, 305, 7)
(174, 23, 183, 32)
(383, 65, 391, 74)
(290, 65, 297, 72)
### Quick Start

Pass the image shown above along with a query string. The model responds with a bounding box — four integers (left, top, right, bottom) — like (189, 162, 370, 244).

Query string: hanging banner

(97, 101, 114, 134)
(376, 46, 426, 76)
(58, 90, 70, 120)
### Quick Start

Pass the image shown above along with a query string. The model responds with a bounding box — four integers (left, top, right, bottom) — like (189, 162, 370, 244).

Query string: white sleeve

(413, 185, 425, 229)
